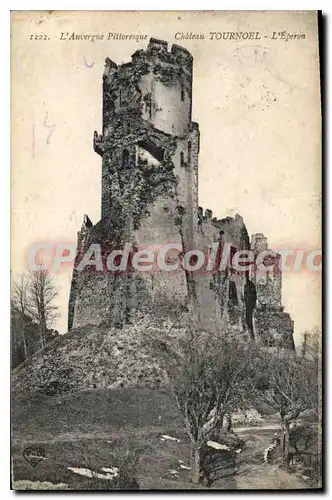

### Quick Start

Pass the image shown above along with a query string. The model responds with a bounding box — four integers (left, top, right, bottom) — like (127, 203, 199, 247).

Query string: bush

(113, 448, 141, 490)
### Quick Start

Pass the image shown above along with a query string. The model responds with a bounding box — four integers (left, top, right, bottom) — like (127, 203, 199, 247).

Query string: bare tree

(28, 269, 59, 348)
(12, 275, 30, 360)
(260, 351, 318, 465)
(165, 334, 256, 484)
(299, 327, 321, 366)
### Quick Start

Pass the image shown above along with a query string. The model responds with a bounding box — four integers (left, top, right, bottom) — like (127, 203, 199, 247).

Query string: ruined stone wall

(250, 233, 282, 309)
(68, 215, 132, 330)
(193, 211, 256, 338)
(254, 308, 295, 350)
(250, 233, 294, 348)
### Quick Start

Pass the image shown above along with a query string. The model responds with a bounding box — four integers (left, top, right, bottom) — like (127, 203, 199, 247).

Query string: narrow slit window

(122, 149, 130, 168)
(188, 141, 192, 165)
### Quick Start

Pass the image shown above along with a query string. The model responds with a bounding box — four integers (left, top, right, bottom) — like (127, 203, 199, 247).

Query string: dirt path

(219, 462, 308, 490)
(213, 425, 308, 490)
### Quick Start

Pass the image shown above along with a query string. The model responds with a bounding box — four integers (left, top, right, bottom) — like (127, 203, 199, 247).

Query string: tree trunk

(22, 327, 28, 360)
(40, 305, 47, 347)
(190, 444, 202, 484)
(39, 323, 45, 348)
(39, 294, 47, 347)
(226, 414, 232, 432)
(20, 312, 28, 360)
(281, 420, 290, 465)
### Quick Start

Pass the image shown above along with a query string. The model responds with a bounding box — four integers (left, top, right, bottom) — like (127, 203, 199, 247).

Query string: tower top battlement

(147, 37, 168, 53)
(104, 38, 193, 81)
(146, 37, 193, 63)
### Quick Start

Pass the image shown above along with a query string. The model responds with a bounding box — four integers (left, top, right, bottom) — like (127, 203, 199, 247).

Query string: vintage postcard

(11, 11, 322, 490)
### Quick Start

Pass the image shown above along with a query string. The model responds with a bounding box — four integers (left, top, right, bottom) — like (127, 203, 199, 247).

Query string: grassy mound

(11, 316, 184, 396)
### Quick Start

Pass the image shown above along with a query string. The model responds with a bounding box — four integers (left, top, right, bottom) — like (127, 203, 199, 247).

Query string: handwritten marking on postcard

(32, 124, 35, 159)
(83, 57, 95, 68)
(43, 112, 56, 145)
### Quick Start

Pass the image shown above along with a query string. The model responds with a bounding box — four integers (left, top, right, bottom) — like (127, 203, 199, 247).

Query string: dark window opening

(180, 151, 184, 167)
(229, 246, 237, 269)
(138, 139, 164, 163)
(122, 149, 130, 169)
(181, 87, 185, 101)
(189, 254, 198, 267)
(188, 141, 192, 165)
(229, 281, 238, 305)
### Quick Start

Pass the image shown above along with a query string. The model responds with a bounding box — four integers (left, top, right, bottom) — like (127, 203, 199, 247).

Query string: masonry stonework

(68, 38, 294, 349)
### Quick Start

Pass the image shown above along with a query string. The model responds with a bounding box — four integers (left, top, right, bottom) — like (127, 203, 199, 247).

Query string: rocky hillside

(12, 315, 186, 397)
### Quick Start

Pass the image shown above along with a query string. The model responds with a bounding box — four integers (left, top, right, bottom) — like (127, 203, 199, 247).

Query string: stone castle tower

(68, 38, 294, 350)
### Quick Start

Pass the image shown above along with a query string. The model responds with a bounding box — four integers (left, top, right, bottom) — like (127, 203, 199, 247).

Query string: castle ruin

(68, 38, 294, 350)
